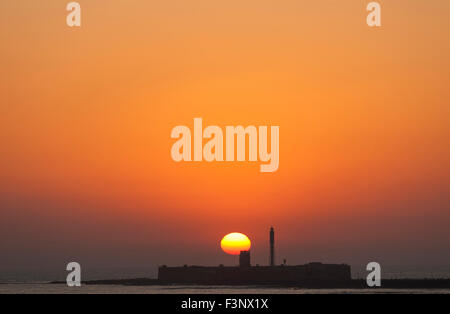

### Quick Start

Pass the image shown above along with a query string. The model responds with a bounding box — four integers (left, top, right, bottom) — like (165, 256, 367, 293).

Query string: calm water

(1, 284, 450, 294)
(2, 266, 450, 294)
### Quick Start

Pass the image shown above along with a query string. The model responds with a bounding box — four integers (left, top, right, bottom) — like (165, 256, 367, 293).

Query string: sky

(0, 1, 450, 276)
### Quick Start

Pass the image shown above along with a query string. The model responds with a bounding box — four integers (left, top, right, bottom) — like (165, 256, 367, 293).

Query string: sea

(1, 267, 450, 294)
(1, 284, 450, 294)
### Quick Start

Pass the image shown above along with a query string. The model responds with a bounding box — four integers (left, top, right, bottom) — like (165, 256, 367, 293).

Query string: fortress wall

(158, 263, 351, 285)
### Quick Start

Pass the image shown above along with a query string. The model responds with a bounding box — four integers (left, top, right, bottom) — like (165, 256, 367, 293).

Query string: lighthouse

(270, 227, 275, 266)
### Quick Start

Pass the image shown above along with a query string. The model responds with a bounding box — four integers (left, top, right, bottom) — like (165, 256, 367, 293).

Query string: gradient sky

(1, 1, 450, 277)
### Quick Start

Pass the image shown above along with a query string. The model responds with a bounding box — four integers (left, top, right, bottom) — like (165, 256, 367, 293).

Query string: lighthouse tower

(270, 227, 275, 266)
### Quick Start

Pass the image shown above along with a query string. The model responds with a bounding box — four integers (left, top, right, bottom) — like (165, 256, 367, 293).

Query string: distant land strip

(49, 278, 450, 289)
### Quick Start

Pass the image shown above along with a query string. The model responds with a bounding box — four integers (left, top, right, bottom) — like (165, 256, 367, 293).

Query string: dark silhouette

(239, 251, 251, 268)
(270, 227, 275, 266)
(49, 227, 450, 289)
(157, 227, 351, 286)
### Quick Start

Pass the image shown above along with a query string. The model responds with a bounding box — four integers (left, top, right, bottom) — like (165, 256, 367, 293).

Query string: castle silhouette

(158, 227, 351, 286)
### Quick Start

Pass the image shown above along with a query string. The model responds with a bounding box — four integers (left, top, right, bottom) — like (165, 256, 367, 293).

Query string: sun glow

(220, 232, 251, 255)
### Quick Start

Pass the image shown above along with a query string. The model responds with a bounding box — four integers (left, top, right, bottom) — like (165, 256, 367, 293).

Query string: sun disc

(220, 232, 251, 255)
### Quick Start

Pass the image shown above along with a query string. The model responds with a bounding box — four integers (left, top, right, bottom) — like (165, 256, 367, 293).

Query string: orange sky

(1, 1, 450, 274)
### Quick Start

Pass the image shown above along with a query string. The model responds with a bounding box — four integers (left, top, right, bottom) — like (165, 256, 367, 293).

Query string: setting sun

(220, 233, 251, 255)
